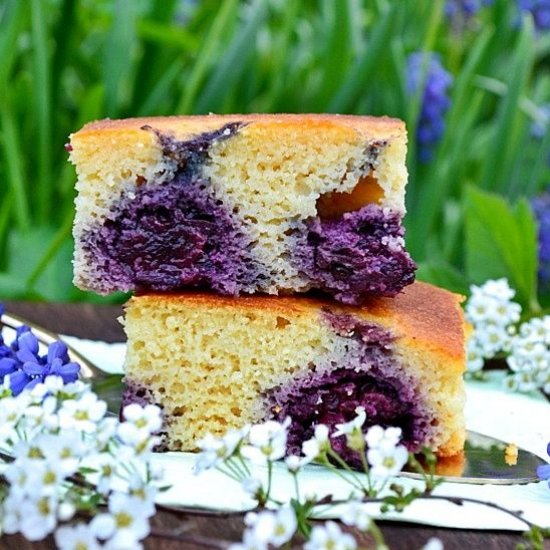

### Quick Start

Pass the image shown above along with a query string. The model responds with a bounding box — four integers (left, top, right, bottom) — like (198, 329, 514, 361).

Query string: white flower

(304, 521, 357, 550)
(466, 341, 485, 373)
(4, 461, 33, 497)
(127, 473, 157, 518)
(504, 372, 538, 393)
(302, 424, 331, 461)
(95, 417, 118, 451)
(122, 403, 162, 435)
(475, 324, 511, 357)
(242, 477, 262, 496)
(58, 393, 107, 433)
(194, 426, 248, 473)
(86, 452, 118, 495)
(57, 501, 76, 522)
(26, 460, 67, 497)
(58, 380, 91, 400)
(243, 507, 297, 546)
(285, 454, 311, 472)
(340, 500, 371, 530)
(55, 523, 101, 550)
(36, 431, 87, 476)
(2, 492, 24, 534)
(422, 537, 444, 550)
(471, 278, 516, 302)
(242, 418, 290, 463)
(365, 425, 402, 451)
(90, 492, 151, 547)
(367, 443, 409, 478)
(23, 395, 58, 431)
(229, 529, 268, 550)
(333, 407, 366, 438)
(18, 495, 58, 540)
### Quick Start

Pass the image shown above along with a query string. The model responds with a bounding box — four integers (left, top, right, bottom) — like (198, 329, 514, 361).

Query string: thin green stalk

(328, 4, 395, 112)
(177, 0, 239, 114)
(31, 0, 53, 223)
(0, 105, 30, 230)
(525, 122, 550, 197)
(25, 214, 73, 288)
(214, 464, 242, 483)
(479, 18, 534, 192)
(194, 0, 267, 114)
(325, 451, 367, 493)
(265, 460, 273, 501)
(0, 0, 26, 86)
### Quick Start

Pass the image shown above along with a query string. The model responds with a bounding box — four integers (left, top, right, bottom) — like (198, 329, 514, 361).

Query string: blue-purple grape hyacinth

(0, 305, 80, 395)
(532, 191, 550, 291)
(537, 442, 550, 486)
(406, 52, 453, 163)
(445, 0, 493, 18)
(517, 0, 550, 31)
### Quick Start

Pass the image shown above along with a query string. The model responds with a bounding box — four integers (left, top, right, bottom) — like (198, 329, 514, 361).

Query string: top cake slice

(69, 114, 415, 304)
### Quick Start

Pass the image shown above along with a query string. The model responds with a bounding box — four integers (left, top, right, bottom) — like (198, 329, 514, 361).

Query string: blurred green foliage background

(0, 0, 549, 309)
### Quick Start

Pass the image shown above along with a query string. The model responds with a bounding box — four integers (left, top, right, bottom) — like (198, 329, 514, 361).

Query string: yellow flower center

(115, 512, 133, 528)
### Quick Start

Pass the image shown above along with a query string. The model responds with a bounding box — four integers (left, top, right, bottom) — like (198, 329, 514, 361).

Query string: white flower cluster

(0, 375, 163, 549)
(506, 316, 550, 393)
(196, 408, 410, 550)
(465, 279, 521, 373)
(464, 278, 550, 393)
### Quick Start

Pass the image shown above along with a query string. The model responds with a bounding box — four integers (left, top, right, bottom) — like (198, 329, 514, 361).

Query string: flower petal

(22, 361, 45, 376)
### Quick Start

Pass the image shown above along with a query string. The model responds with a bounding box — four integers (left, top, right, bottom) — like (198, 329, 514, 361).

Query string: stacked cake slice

(70, 114, 467, 460)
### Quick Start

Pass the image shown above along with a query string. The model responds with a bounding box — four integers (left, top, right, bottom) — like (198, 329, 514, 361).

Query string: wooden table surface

(0, 300, 538, 550)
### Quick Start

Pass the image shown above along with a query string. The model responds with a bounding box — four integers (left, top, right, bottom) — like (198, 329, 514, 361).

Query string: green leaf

(465, 187, 539, 312)
(416, 261, 468, 295)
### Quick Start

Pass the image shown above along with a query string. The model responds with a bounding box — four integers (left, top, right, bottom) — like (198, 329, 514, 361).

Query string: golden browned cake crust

(124, 282, 467, 457)
(74, 113, 405, 142)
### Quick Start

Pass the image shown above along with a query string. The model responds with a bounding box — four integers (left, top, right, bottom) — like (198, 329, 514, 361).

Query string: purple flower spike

(538, 442, 550, 486)
(532, 190, 550, 290)
(406, 52, 453, 163)
(517, 0, 550, 31)
(445, 0, 493, 18)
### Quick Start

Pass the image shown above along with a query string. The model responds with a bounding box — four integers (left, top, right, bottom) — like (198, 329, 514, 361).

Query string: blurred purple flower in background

(445, 0, 493, 18)
(406, 53, 453, 163)
(530, 104, 550, 139)
(532, 191, 550, 292)
(517, 0, 550, 31)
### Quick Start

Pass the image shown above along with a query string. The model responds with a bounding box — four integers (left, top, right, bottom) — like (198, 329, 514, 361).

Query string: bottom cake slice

(122, 281, 467, 458)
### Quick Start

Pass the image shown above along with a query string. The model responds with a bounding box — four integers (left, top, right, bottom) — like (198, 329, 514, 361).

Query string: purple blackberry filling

(266, 312, 429, 466)
(83, 176, 254, 294)
(294, 204, 416, 304)
(81, 123, 260, 294)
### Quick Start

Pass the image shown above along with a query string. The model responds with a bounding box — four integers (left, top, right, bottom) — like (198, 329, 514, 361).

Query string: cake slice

(122, 281, 466, 460)
(69, 114, 415, 304)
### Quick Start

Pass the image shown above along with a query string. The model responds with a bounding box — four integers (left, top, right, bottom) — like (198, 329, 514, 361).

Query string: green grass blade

(26, 214, 73, 289)
(0, 104, 30, 230)
(194, 1, 267, 114)
(328, 4, 395, 113)
(177, 0, 239, 114)
(479, 17, 534, 192)
(137, 60, 182, 115)
(525, 123, 550, 197)
(314, 0, 352, 110)
(0, 0, 26, 87)
(31, 0, 53, 223)
(103, 0, 138, 116)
